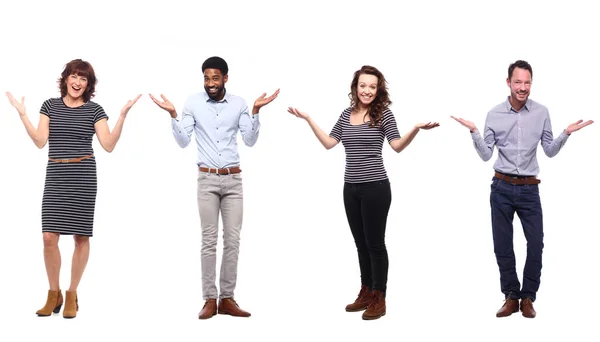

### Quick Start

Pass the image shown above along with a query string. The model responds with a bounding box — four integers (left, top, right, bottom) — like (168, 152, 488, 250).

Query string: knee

(366, 241, 387, 255)
(42, 233, 59, 248)
(223, 233, 241, 250)
(73, 235, 89, 247)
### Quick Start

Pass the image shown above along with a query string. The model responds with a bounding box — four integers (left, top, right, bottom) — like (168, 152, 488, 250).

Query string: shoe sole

(362, 312, 386, 320)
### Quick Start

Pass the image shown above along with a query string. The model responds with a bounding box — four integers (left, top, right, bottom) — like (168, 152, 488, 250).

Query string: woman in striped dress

(288, 65, 439, 320)
(5, 59, 141, 319)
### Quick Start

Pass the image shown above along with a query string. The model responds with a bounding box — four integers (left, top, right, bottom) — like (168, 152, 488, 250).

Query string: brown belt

(199, 166, 242, 175)
(49, 154, 94, 163)
(494, 171, 540, 185)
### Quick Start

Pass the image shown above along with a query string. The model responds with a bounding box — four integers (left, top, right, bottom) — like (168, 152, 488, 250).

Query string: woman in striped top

(288, 65, 439, 320)
(5, 59, 140, 319)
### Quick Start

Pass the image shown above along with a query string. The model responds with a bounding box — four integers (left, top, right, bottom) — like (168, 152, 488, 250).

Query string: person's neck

(509, 96, 526, 112)
(63, 95, 84, 107)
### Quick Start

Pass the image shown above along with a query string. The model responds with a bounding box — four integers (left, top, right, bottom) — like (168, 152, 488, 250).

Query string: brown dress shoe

(63, 290, 79, 319)
(520, 298, 536, 318)
(36, 289, 63, 316)
(218, 298, 251, 317)
(496, 298, 519, 317)
(362, 290, 385, 320)
(345, 285, 374, 312)
(198, 299, 217, 320)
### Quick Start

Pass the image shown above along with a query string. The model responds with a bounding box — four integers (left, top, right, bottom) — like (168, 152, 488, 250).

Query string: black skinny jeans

(343, 179, 392, 293)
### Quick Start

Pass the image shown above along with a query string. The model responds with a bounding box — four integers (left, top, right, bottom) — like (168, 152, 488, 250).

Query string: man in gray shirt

(451, 60, 593, 318)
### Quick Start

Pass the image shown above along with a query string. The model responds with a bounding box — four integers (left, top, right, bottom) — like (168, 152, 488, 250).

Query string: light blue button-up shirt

(171, 91, 260, 169)
(471, 97, 569, 176)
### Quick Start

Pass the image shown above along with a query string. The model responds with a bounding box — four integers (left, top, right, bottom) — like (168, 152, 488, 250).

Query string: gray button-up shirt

(470, 97, 569, 176)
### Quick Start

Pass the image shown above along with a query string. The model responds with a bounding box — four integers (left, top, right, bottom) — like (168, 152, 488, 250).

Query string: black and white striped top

(329, 107, 401, 183)
(40, 98, 108, 159)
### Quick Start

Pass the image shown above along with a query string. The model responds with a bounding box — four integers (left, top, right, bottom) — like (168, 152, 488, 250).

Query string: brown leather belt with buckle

(199, 166, 242, 175)
(49, 154, 94, 163)
(494, 171, 540, 185)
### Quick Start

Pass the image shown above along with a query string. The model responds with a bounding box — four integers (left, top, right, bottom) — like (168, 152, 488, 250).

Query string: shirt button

(217, 141, 219, 143)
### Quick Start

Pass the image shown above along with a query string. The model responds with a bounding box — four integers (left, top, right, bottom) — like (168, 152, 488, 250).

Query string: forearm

(171, 113, 192, 148)
(542, 130, 569, 157)
(20, 114, 45, 148)
(306, 117, 337, 149)
(390, 126, 419, 153)
(105, 115, 127, 152)
(470, 129, 493, 161)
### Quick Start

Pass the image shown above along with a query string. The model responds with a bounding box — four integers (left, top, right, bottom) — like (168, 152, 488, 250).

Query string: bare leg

(42, 232, 61, 291)
(68, 235, 90, 291)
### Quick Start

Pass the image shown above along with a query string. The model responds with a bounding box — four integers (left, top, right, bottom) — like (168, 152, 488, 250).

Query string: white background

(0, 0, 598, 341)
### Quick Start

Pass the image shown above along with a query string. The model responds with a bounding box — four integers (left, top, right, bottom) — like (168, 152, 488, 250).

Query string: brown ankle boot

(496, 298, 519, 317)
(362, 290, 386, 320)
(63, 290, 79, 319)
(218, 298, 251, 317)
(36, 289, 63, 316)
(345, 285, 374, 312)
(198, 299, 217, 320)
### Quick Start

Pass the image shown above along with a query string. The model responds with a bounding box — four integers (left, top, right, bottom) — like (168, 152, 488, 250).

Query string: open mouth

(72, 86, 81, 92)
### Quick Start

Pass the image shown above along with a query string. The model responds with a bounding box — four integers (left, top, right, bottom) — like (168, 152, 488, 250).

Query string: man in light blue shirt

(452, 60, 593, 319)
(150, 56, 279, 319)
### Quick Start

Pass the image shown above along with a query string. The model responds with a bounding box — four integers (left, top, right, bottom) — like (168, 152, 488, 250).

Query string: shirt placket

(516, 112, 521, 174)
(214, 101, 222, 166)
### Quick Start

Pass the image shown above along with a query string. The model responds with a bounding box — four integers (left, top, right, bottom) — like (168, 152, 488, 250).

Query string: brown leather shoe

(520, 298, 536, 318)
(198, 299, 217, 320)
(496, 298, 519, 317)
(36, 289, 63, 316)
(345, 285, 374, 312)
(362, 290, 385, 320)
(218, 298, 251, 317)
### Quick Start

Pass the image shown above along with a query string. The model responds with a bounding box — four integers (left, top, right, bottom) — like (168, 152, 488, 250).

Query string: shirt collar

(203, 89, 229, 103)
(505, 96, 531, 113)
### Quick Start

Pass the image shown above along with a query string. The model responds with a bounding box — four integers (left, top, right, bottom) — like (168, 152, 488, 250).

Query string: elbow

(244, 139, 257, 147)
(35, 139, 47, 149)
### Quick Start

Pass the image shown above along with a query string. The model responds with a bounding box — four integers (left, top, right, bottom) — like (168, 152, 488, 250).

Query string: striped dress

(40, 98, 108, 236)
(329, 107, 401, 183)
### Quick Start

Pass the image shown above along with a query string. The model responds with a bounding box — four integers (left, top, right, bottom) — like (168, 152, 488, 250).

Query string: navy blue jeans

(490, 176, 544, 302)
(343, 179, 392, 293)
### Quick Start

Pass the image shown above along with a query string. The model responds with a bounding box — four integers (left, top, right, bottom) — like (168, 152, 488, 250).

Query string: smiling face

(58, 59, 97, 103)
(507, 67, 532, 106)
(65, 73, 88, 101)
(204, 68, 228, 101)
(356, 74, 378, 107)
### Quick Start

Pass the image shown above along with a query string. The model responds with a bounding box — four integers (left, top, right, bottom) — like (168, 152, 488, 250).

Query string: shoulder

(488, 101, 506, 114)
(42, 97, 60, 106)
(87, 101, 105, 112)
(526, 98, 549, 114)
(382, 107, 395, 118)
(226, 93, 248, 107)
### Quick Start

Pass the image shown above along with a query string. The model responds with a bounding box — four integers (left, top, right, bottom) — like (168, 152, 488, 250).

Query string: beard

(205, 85, 225, 100)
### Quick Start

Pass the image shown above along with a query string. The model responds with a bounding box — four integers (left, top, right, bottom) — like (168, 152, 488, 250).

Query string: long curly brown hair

(348, 65, 392, 127)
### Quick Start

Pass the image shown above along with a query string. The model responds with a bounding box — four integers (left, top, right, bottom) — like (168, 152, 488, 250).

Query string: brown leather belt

(199, 166, 242, 175)
(494, 171, 540, 185)
(49, 154, 94, 163)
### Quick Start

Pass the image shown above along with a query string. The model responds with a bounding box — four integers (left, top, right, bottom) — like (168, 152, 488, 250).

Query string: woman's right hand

(5, 92, 27, 117)
(287, 107, 310, 120)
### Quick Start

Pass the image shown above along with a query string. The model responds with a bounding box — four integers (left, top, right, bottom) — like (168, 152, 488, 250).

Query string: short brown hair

(57, 59, 97, 102)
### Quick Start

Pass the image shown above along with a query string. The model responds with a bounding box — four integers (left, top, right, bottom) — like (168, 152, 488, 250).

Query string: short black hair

(508, 60, 532, 80)
(202, 56, 228, 75)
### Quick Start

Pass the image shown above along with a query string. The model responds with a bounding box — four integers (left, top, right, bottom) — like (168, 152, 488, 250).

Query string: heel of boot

(53, 304, 62, 314)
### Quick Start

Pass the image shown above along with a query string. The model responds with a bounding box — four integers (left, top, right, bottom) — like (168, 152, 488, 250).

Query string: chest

(49, 109, 96, 138)
(491, 113, 544, 143)
(195, 101, 242, 129)
(342, 123, 385, 146)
